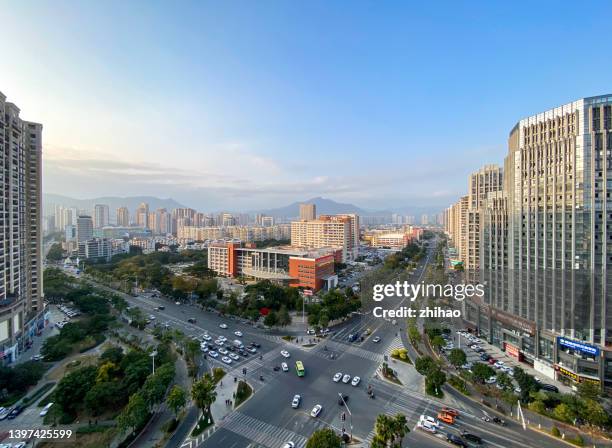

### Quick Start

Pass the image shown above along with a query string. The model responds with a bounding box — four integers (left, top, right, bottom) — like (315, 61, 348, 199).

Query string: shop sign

(557, 337, 599, 357)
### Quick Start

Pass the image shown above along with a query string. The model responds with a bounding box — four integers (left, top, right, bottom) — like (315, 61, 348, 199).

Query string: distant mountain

(43, 194, 186, 219)
(255, 197, 371, 218)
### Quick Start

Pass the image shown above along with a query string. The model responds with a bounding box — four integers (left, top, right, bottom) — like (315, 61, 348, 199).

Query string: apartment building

(0, 92, 44, 361)
(208, 240, 338, 292)
(116, 206, 130, 226)
(93, 204, 109, 228)
(76, 215, 94, 242)
(291, 214, 359, 262)
(473, 95, 612, 390)
(177, 224, 291, 242)
(135, 202, 149, 228)
(299, 203, 316, 221)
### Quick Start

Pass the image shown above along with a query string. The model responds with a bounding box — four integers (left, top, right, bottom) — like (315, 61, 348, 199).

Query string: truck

(233, 339, 244, 349)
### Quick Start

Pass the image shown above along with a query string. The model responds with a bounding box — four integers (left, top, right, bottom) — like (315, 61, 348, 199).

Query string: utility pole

(150, 350, 157, 374)
(338, 393, 353, 441)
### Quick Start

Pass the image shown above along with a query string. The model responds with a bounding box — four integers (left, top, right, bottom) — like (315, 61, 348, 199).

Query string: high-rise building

(116, 206, 130, 226)
(476, 95, 612, 390)
(93, 204, 110, 229)
(291, 214, 359, 261)
(76, 215, 94, 242)
(135, 202, 149, 228)
(420, 214, 429, 225)
(0, 92, 43, 360)
(299, 203, 316, 221)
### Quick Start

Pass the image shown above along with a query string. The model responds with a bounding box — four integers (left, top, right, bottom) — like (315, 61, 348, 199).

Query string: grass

(234, 381, 253, 408)
(390, 354, 413, 365)
(281, 335, 294, 341)
(212, 367, 226, 384)
(76, 424, 114, 434)
(191, 413, 214, 437)
(448, 375, 470, 396)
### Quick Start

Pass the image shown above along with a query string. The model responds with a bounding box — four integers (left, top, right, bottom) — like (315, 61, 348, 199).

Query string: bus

(295, 361, 305, 377)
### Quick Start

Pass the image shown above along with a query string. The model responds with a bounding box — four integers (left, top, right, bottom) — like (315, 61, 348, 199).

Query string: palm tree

(374, 414, 394, 446)
(391, 413, 409, 446)
(191, 373, 217, 420)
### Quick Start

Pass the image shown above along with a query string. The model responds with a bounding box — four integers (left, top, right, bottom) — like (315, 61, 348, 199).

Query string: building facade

(299, 203, 316, 221)
(291, 214, 359, 262)
(116, 206, 130, 226)
(76, 215, 94, 242)
(93, 204, 109, 229)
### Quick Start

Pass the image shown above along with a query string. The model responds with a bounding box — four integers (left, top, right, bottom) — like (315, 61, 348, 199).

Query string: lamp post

(150, 350, 157, 374)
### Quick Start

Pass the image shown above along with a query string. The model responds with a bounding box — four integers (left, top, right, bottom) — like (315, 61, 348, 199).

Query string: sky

(2, 1, 612, 212)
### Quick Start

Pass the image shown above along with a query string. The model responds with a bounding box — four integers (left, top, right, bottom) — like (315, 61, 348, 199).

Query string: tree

(305, 428, 342, 448)
(430, 335, 445, 352)
(46, 243, 64, 261)
(117, 392, 148, 433)
(100, 346, 124, 365)
(373, 414, 394, 447)
(528, 400, 547, 414)
(319, 313, 330, 329)
(448, 349, 467, 368)
(185, 339, 200, 362)
(84, 381, 124, 416)
(407, 323, 421, 347)
(390, 413, 409, 447)
(513, 367, 540, 401)
(426, 368, 446, 396)
(414, 356, 436, 376)
(54, 366, 97, 415)
(277, 306, 292, 327)
(167, 385, 187, 419)
(581, 398, 608, 427)
(576, 381, 600, 402)
(141, 372, 168, 410)
(471, 362, 495, 383)
(191, 374, 217, 418)
(552, 403, 575, 424)
(264, 311, 279, 327)
(496, 372, 513, 391)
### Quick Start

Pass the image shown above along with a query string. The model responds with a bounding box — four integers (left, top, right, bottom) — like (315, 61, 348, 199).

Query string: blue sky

(2, 1, 612, 211)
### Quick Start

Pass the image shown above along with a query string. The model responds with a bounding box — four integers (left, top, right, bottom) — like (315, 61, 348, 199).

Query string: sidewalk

(210, 374, 250, 424)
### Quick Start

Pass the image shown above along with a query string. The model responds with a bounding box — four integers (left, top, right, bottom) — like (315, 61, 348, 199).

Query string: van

(233, 339, 244, 349)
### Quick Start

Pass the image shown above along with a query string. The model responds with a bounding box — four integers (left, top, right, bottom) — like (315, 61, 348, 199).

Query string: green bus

(295, 361, 305, 377)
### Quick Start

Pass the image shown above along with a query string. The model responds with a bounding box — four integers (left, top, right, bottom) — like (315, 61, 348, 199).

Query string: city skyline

(3, 2, 612, 210)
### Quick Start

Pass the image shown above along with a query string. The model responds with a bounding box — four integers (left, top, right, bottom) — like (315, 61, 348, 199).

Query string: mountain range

(43, 193, 442, 219)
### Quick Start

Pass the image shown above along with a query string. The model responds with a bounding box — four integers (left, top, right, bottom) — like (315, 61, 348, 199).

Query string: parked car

(446, 433, 468, 447)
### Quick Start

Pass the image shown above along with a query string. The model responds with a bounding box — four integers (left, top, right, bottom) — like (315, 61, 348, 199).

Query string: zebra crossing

(384, 336, 405, 357)
(219, 411, 308, 448)
(318, 340, 385, 363)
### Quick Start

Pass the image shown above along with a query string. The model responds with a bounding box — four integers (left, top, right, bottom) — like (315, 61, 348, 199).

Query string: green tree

(576, 381, 600, 402)
(166, 385, 187, 419)
(390, 413, 410, 447)
(407, 323, 421, 347)
(141, 372, 168, 410)
(528, 400, 547, 414)
(373, 414, 394, 447)
(277, 306, 292, 327)
(319, 313, 330, 329)
(496, 372, 513, 391)
(430, 335, 445, 352)
(46, 243, 64, 261)
(84, 381, 124, 416)
(513, 367, 540, 401)
(264, 311, 279, 327)
(54, 365, 97, 415)
(448, 349, 467, 368)
(414, 356, 436, 376)
(552, 403, 575, 424)
(99, 346, 124, 365)
(185, 339, 200, 362)
(117, 392, 149, 433)
(471, 362, 495, 383)
(191, 374, 217, 419)
(426, 368, 446, 396)
(581, 398, 608, 427)
(305, 427, 342, 448)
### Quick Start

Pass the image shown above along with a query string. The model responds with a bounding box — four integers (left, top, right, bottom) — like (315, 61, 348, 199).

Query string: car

(281, 362, 289, 372)
(247, 346, 257, 353)
(31, 354, 44, 361)
(175, 301, 181, 305)
(485, 376, 497, 384)
(488, 358, 497, 365)
(202, 334, 211, 341)
(494, 361, 505, 369)
(351, 376, 361, 386)
(0, 407, 7, 421)
(342, 374, 351, 384)
(7, 405, 23, 419)
(540, 384, 559, 393)
(209, 351, 219, 358)
(280, 350, 291, 358)
(438, 411, 455, 424)
(218, 348, 228, 355)
(215, 339, 224, 346)
(13, 442, 27, 448)
(333, 372, 343, 382)
(419, 415, 440, 427)
(514, 386, 522, 394)
(229, 353, 239, 361)
(291, 394, 301, 408)
(282, 442, 295, 448)
(250, 342, 261, 348)
(441, 407, 459, 417)
(480, 353, 490, 361)
(187, 318, 196, 323)
(338, 394, 349, 405)
(372, 336, 381, 343)
(310, 404, 322, 417)
(219, 323, 228, 329)
(460, 431, 483, 444)
(446, 433, 468, 447)
(221, 356, 232, 364)
(234, 331, 243, 337)
(218, 336, 227, 342)
(461, 362, 472, 370)
(417, 417, 438, 433)
(157, 305, 165, 310)
(40, 402, 54, 416)
(200, 346, 209, 353)
(306, 328, 315, 335)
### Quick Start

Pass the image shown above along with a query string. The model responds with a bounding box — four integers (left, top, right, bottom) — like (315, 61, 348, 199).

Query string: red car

(488, 358, 496, 365)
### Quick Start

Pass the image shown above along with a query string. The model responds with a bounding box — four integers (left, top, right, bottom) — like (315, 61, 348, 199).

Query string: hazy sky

(2, 1, 612, 211)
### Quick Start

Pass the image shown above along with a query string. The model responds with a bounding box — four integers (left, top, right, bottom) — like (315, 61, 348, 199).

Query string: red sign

(303, 290, 313, 296)
(504, 342, 521, 360)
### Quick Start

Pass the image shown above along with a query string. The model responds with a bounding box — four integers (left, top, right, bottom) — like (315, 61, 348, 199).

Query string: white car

(218, 348, 228, 355)
(291, 394, 301, 408)
(281, 362, 289, 372)
(175, 301, 181, 305)
(282, 443, 295, 448)
(351, 376, 361, 386)
(202, 334, 212, 341)
(310, 404, 322, 418)
(215, 340, 224, 346)
(209, 351, 219, 358)
(280, 350, 291, 358)
(40, 402, 54, 416)
(372, 336, 381, 343)
(229, 353, 239, 361)
(419, 415, 440, 427)
(333, 372, 343, 382)
(218, 336, 227, 342)
(485, 376, 497, 384)
(200, 346, 209, 353)
(417, 419, 437, 433)
(221, 356, 232, 364)
(219, 323, 228, 329)
(342, 374, 351, 384)
(234, 331, 243, 337)
(494, 361, 505, 369)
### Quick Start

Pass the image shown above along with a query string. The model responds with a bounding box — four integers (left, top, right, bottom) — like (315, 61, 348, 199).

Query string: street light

(150, 350, 157, 374)
(338, 393, 353, 442)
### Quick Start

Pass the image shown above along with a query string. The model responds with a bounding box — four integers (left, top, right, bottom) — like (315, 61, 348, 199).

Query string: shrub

(551, 426, 560, 437)
(569, 434, 584, 446)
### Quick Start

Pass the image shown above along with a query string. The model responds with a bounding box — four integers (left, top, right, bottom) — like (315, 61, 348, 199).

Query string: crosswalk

(219, 411, 308, 448)
(319, 340, 385, 363)
(384, 336, 405, 357)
